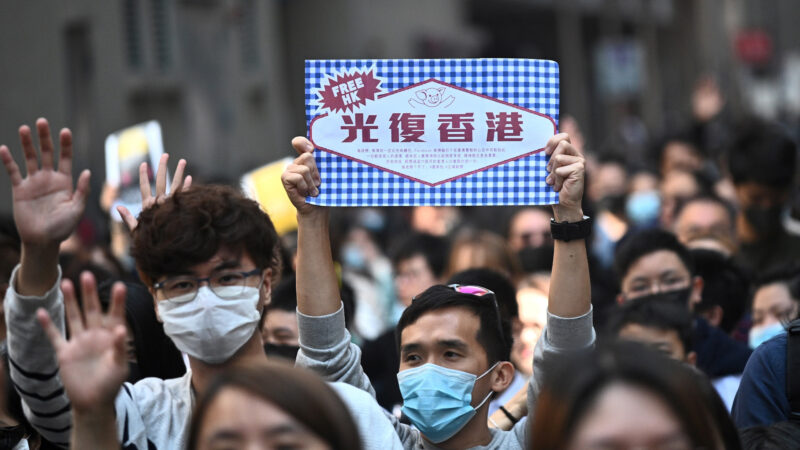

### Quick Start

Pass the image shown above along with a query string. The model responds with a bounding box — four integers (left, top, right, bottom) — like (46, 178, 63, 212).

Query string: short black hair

(754, 264, 800, 303)
(691, 249, 749, 333)
(606, 295, 694, 355)
(447, 268, 518, 320)
(614, 229, 695, 287)
(396, 285, 512, 366)
(727, 121, 797, 189)
(673, 193, 737, 229)
(389, 232, 449, 278)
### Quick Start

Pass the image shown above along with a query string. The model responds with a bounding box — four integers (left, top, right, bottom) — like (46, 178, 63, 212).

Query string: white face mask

(157, 285, 261, 364)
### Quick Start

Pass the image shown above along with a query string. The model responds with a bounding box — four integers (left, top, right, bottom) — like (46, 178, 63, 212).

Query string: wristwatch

(550, 215, 593, 242)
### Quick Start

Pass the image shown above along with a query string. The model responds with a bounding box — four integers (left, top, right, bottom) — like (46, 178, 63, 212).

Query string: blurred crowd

(0, 74, 799, 450)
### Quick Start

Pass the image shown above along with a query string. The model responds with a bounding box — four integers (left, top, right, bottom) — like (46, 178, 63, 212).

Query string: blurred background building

(1, 0, 800, 214)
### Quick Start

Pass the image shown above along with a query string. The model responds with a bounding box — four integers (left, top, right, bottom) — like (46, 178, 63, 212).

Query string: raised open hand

(545, 133, 585, 219)
(281, 137, 322, 216)
(0, 119, 90, 246)
(37, 273, 128, 414)
(116, 153, 191, 231)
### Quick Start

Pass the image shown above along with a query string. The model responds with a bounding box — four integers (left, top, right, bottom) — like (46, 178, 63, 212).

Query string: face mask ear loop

(473, 361, 501, 410)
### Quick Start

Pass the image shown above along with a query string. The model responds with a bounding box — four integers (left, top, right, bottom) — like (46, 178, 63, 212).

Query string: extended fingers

(36, 308, 65, 352)
(155, 154, 169, 196)
(112, 324, 129, 367)
(36, 118, 55, 170)
(80, 272, 103, 329)
(117, 205, 138, 232)
(58, 128, 73, 175)
(170, 159, 188, 194)
(0, 146, 23, 186)
(139, 162, 152, 201)
(62, 279, 85, 336)
(72, 169, 91, 206)
(18, 125, 38, 177)
(106, 282, 127, 328)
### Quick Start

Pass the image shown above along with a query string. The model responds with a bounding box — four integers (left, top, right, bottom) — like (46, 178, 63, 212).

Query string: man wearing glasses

(0, 119, 402, 449)
(282, 132, 594, 449)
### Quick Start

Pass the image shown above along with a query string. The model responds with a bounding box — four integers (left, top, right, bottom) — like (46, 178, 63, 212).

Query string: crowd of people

(0, 78, 799, 450)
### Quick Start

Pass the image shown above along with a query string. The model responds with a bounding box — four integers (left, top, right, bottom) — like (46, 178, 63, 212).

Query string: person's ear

(489, 361, 515, 393)
(689, 276, 704, 311)
(685, 351, 697, 367)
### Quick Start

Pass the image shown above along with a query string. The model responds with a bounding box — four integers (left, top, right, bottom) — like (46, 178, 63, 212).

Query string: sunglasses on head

(447, 284, 506, 343)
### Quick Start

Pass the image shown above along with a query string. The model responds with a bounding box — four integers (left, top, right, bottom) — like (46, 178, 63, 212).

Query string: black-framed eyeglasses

(153, 268, 263, 303)
(446, 284, 506, 343)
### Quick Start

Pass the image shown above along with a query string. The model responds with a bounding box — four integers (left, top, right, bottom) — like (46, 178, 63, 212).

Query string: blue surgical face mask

(748, 322, 785, 349)
(397, 362, 498, 443)
(341, 244, 366, 270)
(626, 190, 661, 226)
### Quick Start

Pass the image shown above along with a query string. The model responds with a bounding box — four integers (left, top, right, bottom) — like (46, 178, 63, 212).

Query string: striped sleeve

(4, 265, 71, 448)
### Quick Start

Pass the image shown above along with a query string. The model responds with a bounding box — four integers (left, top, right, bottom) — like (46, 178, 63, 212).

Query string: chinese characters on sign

(342, 112, 524, 143)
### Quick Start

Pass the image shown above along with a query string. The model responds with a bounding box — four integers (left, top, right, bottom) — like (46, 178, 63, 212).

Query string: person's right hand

(37, 272, 128, 414)
(116, 153, 191, 231)
(282, 137, 322, 216)
(0, 118, 90, 247)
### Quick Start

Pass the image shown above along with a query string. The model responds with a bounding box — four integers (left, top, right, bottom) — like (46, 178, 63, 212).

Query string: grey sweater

(296, 303, 595, 449)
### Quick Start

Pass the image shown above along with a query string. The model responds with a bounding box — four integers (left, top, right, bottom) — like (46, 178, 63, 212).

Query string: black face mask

(0, 425, 27, 449)
(264, 343, 300, 362)
(627, 287, 692, 309)
(744, 205, 783, 236)
(597, 193, 627, 216)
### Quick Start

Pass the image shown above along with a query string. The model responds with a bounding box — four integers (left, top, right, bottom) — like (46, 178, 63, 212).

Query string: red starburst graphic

(317, 69, 382, 113)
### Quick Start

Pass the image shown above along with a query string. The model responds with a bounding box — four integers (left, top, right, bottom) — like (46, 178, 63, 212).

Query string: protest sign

(104, 121, 165, 221)
(241, 158, 298, 235)
(305, 59, 559, 206)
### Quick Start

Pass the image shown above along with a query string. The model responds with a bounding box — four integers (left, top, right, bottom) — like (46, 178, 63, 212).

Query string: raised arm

(281, 137, 339, 317)
(38, 275, 129, 450)
(519, 133, 593, 444)
(281, 137, 375, 395)
(0, 119, 90, 447)
(0, 119, 90, 296)
(545, 133, 590, 319)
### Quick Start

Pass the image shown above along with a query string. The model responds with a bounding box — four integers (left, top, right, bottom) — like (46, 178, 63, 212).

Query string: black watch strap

(550, 215, 593, 242)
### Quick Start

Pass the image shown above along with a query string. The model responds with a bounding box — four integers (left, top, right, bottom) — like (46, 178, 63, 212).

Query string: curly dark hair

(131, 184, 280, 285)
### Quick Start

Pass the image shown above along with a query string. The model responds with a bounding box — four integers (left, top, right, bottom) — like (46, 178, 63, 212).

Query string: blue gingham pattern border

(305, 58, 559, 207)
